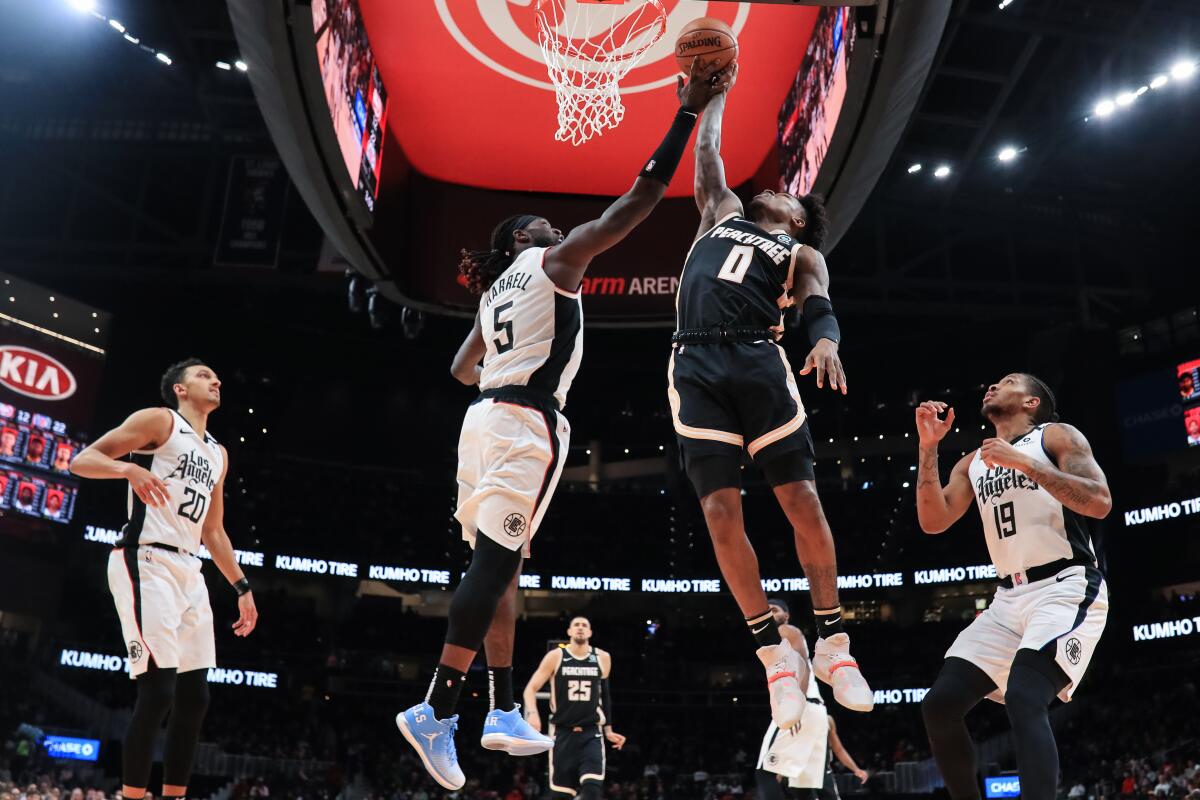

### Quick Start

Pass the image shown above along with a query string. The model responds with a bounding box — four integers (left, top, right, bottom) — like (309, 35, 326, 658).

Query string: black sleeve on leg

(162, 668, 211, 789)
(445, 533, 524, 651)
(124, 667, 178, 791)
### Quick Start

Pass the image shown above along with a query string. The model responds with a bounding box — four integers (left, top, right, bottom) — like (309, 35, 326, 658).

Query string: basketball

(674, 17, 738, 75)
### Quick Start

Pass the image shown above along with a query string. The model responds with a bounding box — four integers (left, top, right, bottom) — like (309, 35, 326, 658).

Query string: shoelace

(439, 717, 460, 760)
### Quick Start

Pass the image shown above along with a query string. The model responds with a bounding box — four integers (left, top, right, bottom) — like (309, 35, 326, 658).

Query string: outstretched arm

(545, 57, 732, 292)
(793, 247, 847, 394)
(522, 648, 562, 733)
(979, 423, 1112, 519)
(693, 67, 743, 237)
(200, 447, 258, 637)
(914, 402, 976, 534)
(450, 313, 486, 386)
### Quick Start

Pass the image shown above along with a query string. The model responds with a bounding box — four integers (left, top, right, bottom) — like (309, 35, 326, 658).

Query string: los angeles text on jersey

(975, 465, 1039, 505)
(485, 271, 534, 307)
(168, 450, 216, 492)
(707, 225, 794, 267)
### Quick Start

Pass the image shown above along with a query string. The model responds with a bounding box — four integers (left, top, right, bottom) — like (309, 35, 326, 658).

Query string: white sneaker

(756, 638, 807, 729)
(813, 632, 874, 712)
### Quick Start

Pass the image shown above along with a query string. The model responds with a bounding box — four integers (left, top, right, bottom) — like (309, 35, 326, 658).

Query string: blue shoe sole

(396, 712, 465, 790)
(480, 731, 554, 756)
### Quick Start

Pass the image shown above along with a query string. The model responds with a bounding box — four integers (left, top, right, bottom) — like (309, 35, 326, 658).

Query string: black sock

(814, 606, 844, 637)
(426, 664, 467, 720)
(488, 666, 515, 712)
(746, 609, 783, 648)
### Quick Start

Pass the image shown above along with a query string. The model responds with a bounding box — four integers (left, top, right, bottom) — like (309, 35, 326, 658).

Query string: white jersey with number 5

(967, 423, 1097, 579)
(120, 409, 224, 554)
(478, 246, 583, 410)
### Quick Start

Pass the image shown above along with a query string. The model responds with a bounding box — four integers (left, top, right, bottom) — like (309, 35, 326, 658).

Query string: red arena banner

(359, 1, 817, 197)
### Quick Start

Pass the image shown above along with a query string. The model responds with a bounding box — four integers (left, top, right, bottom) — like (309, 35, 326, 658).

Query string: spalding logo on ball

(674, 16, 738, 75)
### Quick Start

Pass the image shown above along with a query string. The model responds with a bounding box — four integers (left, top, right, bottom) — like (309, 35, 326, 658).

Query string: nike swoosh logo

(751, 623, 771, 634)
(179, 429, 193, 435)
(1056, 574, 1071, 582)
(822, 618, 842, 626)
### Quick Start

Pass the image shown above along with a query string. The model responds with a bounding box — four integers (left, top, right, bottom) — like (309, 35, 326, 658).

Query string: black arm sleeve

(600, 678, 613, 726)
(639, 108, 699, 186)
(802, 294, 841, 347)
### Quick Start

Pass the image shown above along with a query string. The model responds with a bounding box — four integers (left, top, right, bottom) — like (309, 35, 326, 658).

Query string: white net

(535, 0, 668, 146)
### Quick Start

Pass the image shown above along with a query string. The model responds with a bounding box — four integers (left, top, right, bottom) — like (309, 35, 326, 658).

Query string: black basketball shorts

(668, 340, 815, 497)
(550, 726, 605, 795)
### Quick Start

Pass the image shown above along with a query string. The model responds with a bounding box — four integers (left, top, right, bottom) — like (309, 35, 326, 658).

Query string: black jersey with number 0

(676, 213, 804, 334)
(550, 646, 604, 727)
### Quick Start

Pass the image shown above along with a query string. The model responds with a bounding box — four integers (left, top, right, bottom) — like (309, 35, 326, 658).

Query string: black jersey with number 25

(551, 647, 604, 727)
(676, 213, 804, 334)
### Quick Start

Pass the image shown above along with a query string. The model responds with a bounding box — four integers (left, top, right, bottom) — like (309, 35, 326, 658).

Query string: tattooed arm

(914, 401, 976, 534)
(981, 423, 1112, 519)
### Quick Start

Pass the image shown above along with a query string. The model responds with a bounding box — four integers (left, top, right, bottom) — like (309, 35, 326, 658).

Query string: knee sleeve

(921, 657, 996, 728)
(758, 448, 815, 486)
(445, 533, 523, 651)
(162, 669, 210, 788)
(579, 782, 603, 800)
(1004, 651, 1061, 727)
(124, 667, 178, 789)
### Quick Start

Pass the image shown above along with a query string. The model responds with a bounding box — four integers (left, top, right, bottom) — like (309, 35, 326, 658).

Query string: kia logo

(0, 346, 77, 400)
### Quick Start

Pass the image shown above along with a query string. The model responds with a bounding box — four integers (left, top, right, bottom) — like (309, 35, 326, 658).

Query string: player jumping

(668, 65, 872, 725)
(395, 58, 732, 791)
(915, 374, 1110, 800)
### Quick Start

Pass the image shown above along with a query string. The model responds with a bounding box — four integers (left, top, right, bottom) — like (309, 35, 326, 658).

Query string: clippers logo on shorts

(128, 641, 144, 662)
(503, 513, 527, 538)
(1065, 637, 1082, 665)
(0, 346, 77, 400)
(975, 466, 1039, 506)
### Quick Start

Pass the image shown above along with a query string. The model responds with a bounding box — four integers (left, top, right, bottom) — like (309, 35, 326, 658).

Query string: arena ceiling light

(155, 52, 172, 65)
(933, 164, 951, 179)
(67, 0, 96, 12)
(997, 146, 1019, 162)
(998, 0, 1015, 8)
(907, 163, 923, 174)
(1150, 74, 1169, 89)
(216, 61, 232, 71)
(1170, 59, 1197, 80)
(107, 18, 124, 33)
(1115, 90, 1138, 107)
(1093, 98, 1116, 117)
(234, 60, 248, 72)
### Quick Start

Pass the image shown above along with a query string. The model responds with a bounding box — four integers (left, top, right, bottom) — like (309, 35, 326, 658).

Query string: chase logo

(985, 776, 1021, 799)
(44, 736, 101, 762)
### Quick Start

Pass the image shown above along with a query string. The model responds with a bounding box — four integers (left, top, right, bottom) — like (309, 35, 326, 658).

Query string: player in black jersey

(522, 617, 625, 800)
(669, 66, 872, 720)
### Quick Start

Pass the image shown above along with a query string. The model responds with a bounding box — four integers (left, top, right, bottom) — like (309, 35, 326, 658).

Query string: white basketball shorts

(455, 397, 570, 556)
(107, 544, 216, 679)
(945, 564, 1107, 703)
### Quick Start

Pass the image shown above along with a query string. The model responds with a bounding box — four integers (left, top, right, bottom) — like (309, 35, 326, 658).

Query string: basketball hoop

(535, 0, 668, 146)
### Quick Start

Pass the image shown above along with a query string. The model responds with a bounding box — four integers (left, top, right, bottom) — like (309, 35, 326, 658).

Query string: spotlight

(907, 163, 922, 174)
(1115, 90, 1137, 107)
(123, 33, 138, 44)
(1170, 60, 1197, 80)
(997, 0, 1014, 7)
(997, 146, 1018, 162)
(933, 164, 951, 179)
(234, 60, 248, 72)
(216, 61, 232, 71)
(108, 19, 125, 32)
(1150, 74, 1169, 90)
(67, 0, 97, 12)
(1093, 99, 1115, 117)
(155, 52, 172, 65)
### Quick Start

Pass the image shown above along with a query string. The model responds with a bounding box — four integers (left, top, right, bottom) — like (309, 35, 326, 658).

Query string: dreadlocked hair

(1021, 373, 1061, 424)
(798, 194, 829, 251)
(458, 213, 540, 295)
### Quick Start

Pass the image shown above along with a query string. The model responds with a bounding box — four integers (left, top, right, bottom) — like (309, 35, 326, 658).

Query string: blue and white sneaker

(480, 704, 554, 756)
(396, 702, 465, 790)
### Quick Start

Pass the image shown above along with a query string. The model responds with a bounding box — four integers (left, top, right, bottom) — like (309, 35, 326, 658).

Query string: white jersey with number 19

(478, 246, 583, 410)
(967, 423, 1097, 579)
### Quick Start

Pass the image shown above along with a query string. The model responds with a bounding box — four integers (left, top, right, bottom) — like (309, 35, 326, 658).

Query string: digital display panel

(43, 736, 100, 762)
(313, 0, 389, 211)
(985, 777, 1021, 799)
(1178, 358, 1200, 446)
(0, 319, 103, 533)
(779, 6, 854, 197)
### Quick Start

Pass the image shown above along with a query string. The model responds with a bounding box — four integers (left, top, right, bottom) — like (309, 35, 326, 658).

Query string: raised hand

(915, 401, 954, 446)
(676, 57, 735, 112)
